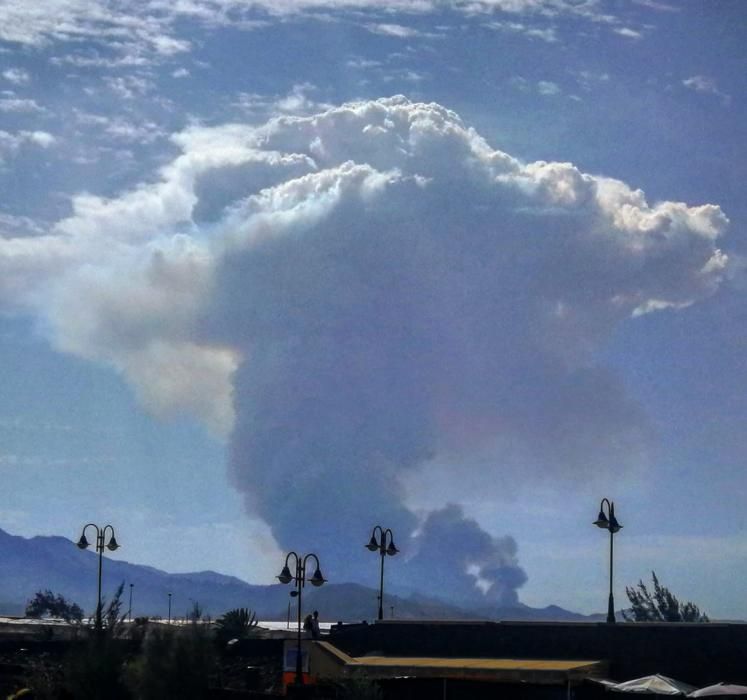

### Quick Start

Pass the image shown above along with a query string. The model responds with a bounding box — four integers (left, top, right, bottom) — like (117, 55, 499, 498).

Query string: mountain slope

(0, 527, 285, 619)
(0, 528, 596, 622)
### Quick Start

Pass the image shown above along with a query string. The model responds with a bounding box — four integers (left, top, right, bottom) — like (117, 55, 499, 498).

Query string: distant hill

(0, 527, 287, 620)
(0, 527, 597, 623)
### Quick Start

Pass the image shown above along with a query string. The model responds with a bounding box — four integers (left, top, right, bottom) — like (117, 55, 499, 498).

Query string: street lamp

(76, 523, 119, 631)
(277, 552, 326, 686)
(128, 583, 134, 623)
(167, 592, 172, 625)
(593, 498, 622, 624)
(365, 526, 398, 621)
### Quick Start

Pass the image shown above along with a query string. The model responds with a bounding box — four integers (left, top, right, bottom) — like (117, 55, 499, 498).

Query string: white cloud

(382, 69, 428, 84)
(95, 117, 165, 144)
(274, 82, 327, 114)
(537, 80, 560, 95)
(50, 51, 150, 69)
(683, 75, 731, 105)
(525, 26, 557, 41)
(0, 96, 45, 113)
(511, 76, 562, 96)
(345, 57, 383, 69)
(2, 68, 30, 84)
(0, 212, 48, 237)
(26, 130, 55, 147)
(574, 69, 610, 91)
(234, 83, 332, 118)
(485, 20, 558, 42)
(72, 110, 110, 127)
(366, 23, 428, 38)
(0, 0, 192, 66)
(0, 129, 55, 162)
(104, 75, 154, 100)
(149, 34, 191, 55)
(614, 26, 643, 39)
(0, 0, 638, 63)
(632, 0, 679, 11)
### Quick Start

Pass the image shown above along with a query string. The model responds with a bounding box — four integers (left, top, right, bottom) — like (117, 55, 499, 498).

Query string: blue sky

(1, 0, 746, 618)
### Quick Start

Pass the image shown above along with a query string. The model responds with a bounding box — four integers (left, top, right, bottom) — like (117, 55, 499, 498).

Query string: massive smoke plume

(0, 97, 728, 606)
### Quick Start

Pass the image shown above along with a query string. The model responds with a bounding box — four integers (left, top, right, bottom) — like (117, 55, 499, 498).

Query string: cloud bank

(0, 0, 639, 62)
(0, 97, 728, 605)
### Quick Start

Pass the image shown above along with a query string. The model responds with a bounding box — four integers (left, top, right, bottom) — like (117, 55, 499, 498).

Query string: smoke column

(202, 98, 725, 604)
(0, 98, 728, 606)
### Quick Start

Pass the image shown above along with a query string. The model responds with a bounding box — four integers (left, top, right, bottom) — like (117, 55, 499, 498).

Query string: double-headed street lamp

(593, 498, 622, 624)
(365, 526, 398, 621)
(76, 523, 120, 630)
(277, 552, 326, 686)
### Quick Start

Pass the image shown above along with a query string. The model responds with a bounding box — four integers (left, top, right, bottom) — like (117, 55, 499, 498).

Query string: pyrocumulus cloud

(0, 97, 728, 605)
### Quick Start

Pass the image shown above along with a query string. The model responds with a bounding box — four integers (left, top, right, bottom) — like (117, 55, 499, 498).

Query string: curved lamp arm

(302, 553, 325, 587)
(278, 551, 300, 584)
(102, 525, 119, 551)
(366, 525, 384, 551)
(383, 528, 398, 556)
(77, 523, 99, 549)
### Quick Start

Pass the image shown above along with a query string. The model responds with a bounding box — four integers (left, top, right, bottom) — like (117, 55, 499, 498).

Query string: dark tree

(25, 590, 83, 623)
(623, 571, 709, 622)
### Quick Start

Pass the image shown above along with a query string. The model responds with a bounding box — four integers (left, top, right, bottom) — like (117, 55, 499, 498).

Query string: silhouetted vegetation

(96, 582, 128, 632)
(624, 571, 709, 622)
(214, 607, 259, 644)
(126, 616, 216, 698)
(334, 678, 384, 699)
(25, 590, 83, 623)
(64, 583, 130, 699)
(186, 600, 204, 623)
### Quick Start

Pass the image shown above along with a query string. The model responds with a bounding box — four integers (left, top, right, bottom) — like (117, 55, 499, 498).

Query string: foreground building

(287, 619, 747, 698)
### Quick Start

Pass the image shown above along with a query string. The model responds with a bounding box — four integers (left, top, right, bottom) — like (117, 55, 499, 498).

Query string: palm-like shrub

(214, 607, 259, 643)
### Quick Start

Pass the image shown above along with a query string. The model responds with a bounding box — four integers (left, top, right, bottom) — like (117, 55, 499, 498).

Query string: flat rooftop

(354, 656, 602, 672)
(312, 641, 606, 684)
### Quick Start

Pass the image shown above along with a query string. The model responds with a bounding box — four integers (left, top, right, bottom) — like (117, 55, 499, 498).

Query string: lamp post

(277, 552, 326, 686)
(365, 526, 398, 621)
(287, 590, 297, 630)
(76, 523, 120, 631)
(593, 498, 622, 624)
(128, 583, 134, 623)
(167, 592, 172, 625)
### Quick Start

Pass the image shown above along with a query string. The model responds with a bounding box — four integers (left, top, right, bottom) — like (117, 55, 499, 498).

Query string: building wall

(329, 620, 747, 686)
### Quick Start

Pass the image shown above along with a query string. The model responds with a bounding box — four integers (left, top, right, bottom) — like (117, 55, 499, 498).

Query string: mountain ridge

(0, 527, 601, 622)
